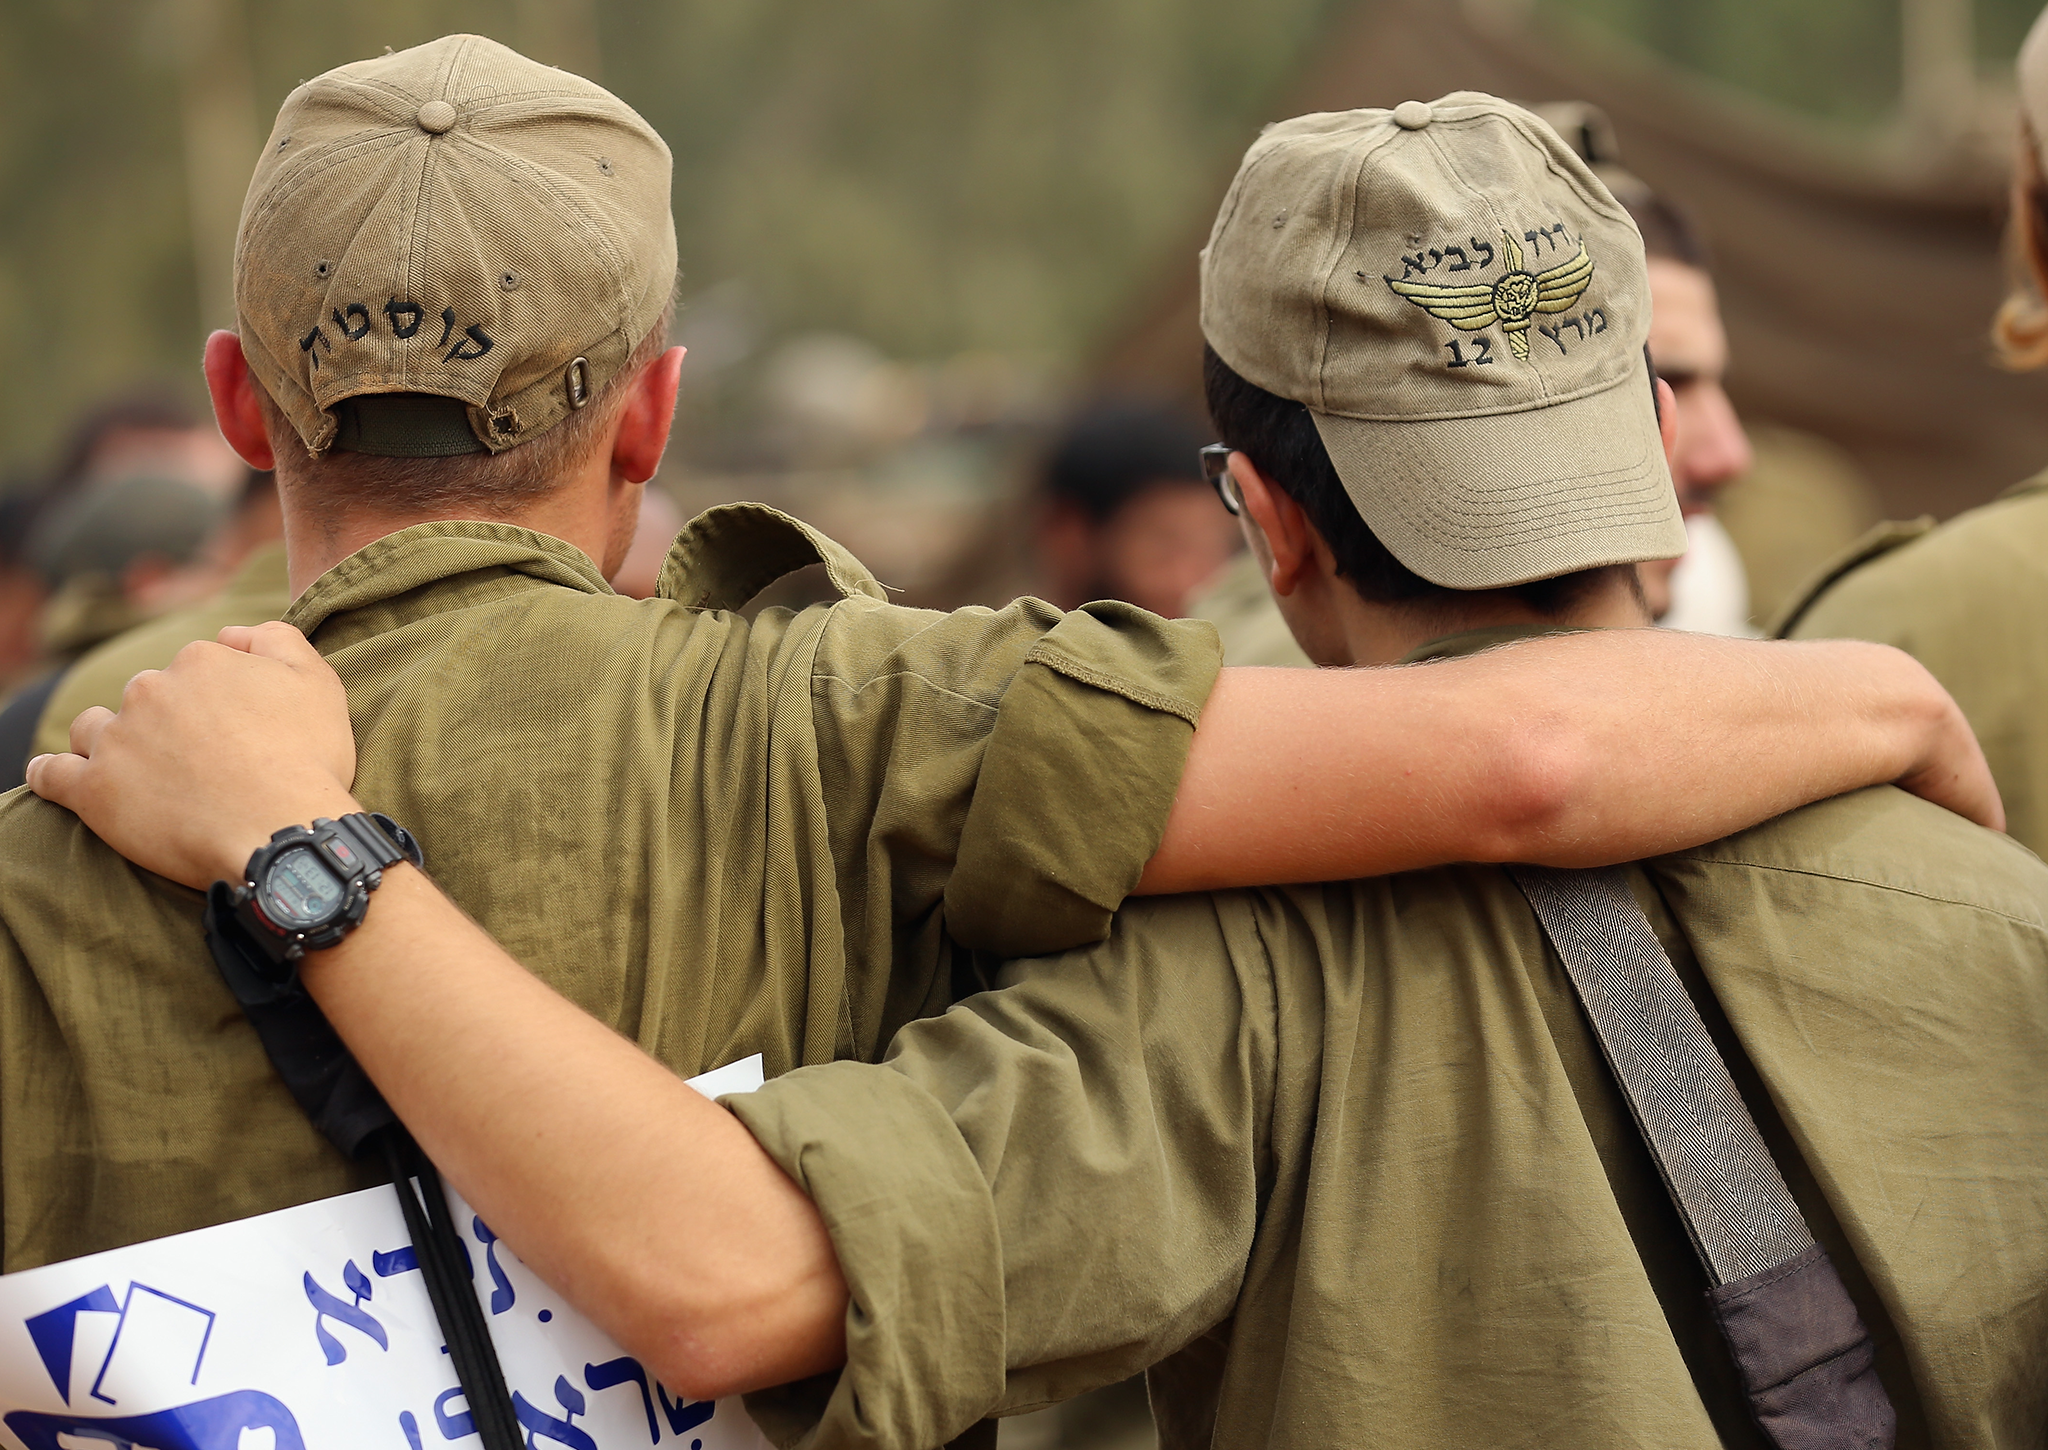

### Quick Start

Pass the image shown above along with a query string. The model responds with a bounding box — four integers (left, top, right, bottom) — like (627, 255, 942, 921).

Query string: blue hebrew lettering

(585, 1358, 659, 1443)
(402, 1409, 426, 1450)
(472, 1218, 516, 1314)
(374, 1246, 421, 1277)
(512, 1378, 597, 1450)
(434, 1386, 476, 1440)
(4, 1390, 305, 1450)
(303, 1269, 388, 1366)
(656, 1385, 714, 1438)
(344, 1260, 374, 1305)
(24, 1285, 119, 1402)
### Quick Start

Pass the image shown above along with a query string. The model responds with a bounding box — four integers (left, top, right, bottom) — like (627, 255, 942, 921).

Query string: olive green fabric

(736, 787, 2048, 1450)
(0, 505, 1219, 1270)
(1182, 551, 1312, 669)
(1781, 473, 2048, 856)
(30, 543, 293, 761)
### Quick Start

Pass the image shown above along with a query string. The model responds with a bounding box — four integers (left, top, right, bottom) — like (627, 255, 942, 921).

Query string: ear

(1233, 454, 1318, 597)
(203, 330, 278, 471)
(611, 346, 688, 485)
(1654, 377, 1678, 469)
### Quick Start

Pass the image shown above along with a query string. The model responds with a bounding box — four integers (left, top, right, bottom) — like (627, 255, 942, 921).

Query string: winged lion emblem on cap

(1387, 231, 1594, 360)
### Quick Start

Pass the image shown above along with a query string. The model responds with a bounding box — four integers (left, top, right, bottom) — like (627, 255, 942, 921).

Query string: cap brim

(1312, 372, 1686, 590)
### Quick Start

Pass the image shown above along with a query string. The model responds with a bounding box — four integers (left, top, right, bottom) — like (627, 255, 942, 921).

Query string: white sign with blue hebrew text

(0, 1057, 774, 1450)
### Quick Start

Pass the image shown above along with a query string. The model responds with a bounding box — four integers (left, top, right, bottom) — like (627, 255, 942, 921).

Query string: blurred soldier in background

(1533, 104, 1753, 631)
(8, 468, 288, 785)
(1036, 399, 1238, 620)
(0, 391, 243, 691)
(0, 467, 224, 780)
(1779, 3, 2048, 856)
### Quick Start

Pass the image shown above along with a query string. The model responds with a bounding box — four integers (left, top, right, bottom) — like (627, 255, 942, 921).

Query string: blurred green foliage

(1543, 0, 2040, 124)
(0, 0, 2041, 480)
(0, 0, 1336, 477)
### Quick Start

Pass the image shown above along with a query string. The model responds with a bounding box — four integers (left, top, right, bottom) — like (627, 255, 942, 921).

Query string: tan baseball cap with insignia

(1200, 91, 1684, 590)
(236, 33, 676, 457)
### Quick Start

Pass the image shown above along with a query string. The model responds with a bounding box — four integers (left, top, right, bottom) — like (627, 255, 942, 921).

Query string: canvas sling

(1510, 865, 1895, 1450)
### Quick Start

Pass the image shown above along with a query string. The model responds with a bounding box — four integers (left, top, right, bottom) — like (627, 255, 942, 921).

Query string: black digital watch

(226, 812, 423, 978)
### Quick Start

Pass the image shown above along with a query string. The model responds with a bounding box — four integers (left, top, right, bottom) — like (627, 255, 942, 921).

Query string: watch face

(259, 845, 347, 929)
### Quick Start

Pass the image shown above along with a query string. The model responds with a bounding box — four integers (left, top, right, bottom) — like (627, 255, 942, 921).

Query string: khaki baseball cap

(236, 34, 676, 457)
(1200, 92, 1684, 590)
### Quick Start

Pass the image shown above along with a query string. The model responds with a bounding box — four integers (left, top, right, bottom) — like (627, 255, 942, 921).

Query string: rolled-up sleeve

(810, 596, 1221, 962)
(734, 891, 1273, 1449)
(946, 604, 1219, 954)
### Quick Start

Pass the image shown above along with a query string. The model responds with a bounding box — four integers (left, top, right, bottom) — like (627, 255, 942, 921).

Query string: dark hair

(1607, 175, 1712, 271)
(1043, 399, 1208, 523)
(1201, 344, 1630, 617)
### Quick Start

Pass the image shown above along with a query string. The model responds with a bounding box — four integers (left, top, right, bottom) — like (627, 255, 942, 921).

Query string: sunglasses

(1200, 443, 1243, 516)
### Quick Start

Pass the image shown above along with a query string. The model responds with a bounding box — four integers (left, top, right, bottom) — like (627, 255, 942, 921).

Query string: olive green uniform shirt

(735, 786, 2048, 1450)
(0, 504, 1220, 1270)
(1781, 473, 2048, 855)
(29, 542, 294, 761)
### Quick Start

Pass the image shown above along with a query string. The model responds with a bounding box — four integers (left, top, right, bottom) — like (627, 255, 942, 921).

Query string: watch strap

(331, 811, 425, 873)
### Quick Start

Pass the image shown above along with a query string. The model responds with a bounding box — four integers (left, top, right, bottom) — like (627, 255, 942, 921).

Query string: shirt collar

(285, 520, 610, 639)
(1399, 622, 1586, 665)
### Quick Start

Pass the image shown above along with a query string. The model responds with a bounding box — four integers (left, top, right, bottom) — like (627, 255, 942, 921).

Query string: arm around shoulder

(1138, 631, 1998, 894)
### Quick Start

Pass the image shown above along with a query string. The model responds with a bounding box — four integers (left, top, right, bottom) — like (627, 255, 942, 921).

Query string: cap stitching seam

(1314, 363, 1639, 423)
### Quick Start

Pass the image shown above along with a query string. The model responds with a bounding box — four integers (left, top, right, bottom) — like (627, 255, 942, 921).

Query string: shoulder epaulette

(657, 501, 889, 612)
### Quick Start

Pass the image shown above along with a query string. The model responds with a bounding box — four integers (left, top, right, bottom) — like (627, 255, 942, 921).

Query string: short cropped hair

(256, 304, 674, 515)
(1202, 344, 1631, 617)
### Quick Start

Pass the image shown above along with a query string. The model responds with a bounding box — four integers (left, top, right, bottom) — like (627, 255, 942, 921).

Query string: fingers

(237, 620, 323, 669)
(67, 706, 116, 759)
(24, 751, 87, 809)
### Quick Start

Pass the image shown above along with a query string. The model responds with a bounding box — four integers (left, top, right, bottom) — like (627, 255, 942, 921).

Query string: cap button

(416, 100, 457, 135)
(1392, 100, 1433, 131)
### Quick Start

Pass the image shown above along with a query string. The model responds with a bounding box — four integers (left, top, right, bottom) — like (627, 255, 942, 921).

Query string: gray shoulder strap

(1510, 864, 1895, 1450)
(1510, 864, 1811, 1283)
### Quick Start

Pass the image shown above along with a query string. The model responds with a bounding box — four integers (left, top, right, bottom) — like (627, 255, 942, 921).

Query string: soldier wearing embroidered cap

(648, 94, 2043, 1450)
(1778, 2, 2048, 857)
(6, 48, 2028, 1446)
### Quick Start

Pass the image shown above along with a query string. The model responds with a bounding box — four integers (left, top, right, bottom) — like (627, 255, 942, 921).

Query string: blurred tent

(1097, 0, 2048, 519)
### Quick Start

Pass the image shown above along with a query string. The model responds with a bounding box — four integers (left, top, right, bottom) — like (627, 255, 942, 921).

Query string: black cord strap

(204, 842, 524, 1450)
(380, 1129, 523, 1450)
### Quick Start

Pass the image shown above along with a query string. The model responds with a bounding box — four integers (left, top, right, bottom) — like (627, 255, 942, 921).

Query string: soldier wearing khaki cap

(1780, 4, 2048, 858)
(632, 96, 2040, 1448)
(15, 57, 2035, 1449)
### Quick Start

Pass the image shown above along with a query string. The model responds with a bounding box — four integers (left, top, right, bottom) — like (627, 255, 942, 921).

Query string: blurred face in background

(1639, 256, 1754, 616)
(1039, 479, 1239, 619)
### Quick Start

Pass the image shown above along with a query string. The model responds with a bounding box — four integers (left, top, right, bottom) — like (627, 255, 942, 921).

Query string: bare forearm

(1140, 632, 1998, 892)
(300, 863, 846, 1399)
